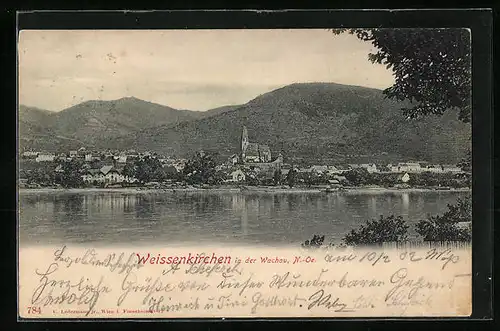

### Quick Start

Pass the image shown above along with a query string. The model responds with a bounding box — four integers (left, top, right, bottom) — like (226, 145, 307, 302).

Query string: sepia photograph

(17, 27, 473, 318)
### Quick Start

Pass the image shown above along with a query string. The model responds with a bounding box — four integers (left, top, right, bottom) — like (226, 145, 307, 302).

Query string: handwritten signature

(31, 262, 111, 316)
(54, 245, 141, 275)
(385, 268, 453, 307)
(307, 289, 354, 312)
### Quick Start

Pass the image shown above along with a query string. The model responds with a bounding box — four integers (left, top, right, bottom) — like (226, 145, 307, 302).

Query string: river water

(18, 190, 470, 247)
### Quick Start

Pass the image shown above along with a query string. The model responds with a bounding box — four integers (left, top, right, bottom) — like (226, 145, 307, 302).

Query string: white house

(215, 164, 226, 171)
(348, 163, 379, 173)
(230, 169, 246, 182)
(399, 173, 411, 183)
(326, 165, 342, 175)
(35, 153, 55, 162)
(117, 154, 127, 163)
(309, 165, 329, 174)
(423, 165, 443, 173)
(456, 221, 472, 232)
(172, 159, 187, 172)
(82, 169, 102, 183)
(391, 162, 422, 173)
(54, 164, 64, 173)
(333, 175, 347, 182)
(361, 163, 379, 173)
(22, 151, 38, 158)
(420, 164, 463, 174)
(228, 154, 239, 165)
(334, 165, 351, 173)
(101, 165, 125, 184)
(297, 167, 310, 173)
(442, 165, 463, 173)
(82, 166, 136, 185)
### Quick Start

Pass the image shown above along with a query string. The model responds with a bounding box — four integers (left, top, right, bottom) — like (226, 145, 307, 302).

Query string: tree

(371, 172, 399, 187)
(182, 151, 222, 185)
(286, 168, 297, 188)
(244, 168, 261, 186)
(122, 162, 137, 178)
(60, 160, 84, 188)
(344, 168, 371, 186)
(333, 29, 471, 123)
(163, 165, 181, 181)
(301, 172, 313, 187)
(89, 159, 101, 169)
(273, 169, 282, 186)
(416, 197, 472, 242)
(26, 167, 54, 186)
(133, 156, 164, 183)
(342, 215, 409, 246)
(458, 149, 472, 172)
(409, 171, 439, 187)
(151, 166, 166, 182)
(301, 171, 326, 187)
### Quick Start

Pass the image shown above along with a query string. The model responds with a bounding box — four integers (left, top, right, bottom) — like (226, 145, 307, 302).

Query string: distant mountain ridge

(18, 105, 77, 151)
(102, 83, 471, 164)
(203, 105, 243, 117)
(19, 83, 471, 164)
(52, 97, 203, 141)
(18, 97, 204, 151)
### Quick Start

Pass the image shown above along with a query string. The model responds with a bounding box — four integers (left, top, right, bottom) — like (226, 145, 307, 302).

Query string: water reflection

(369, 195, 377, 217)
(232, 195, 248, 235)
(19, 191, 470, 246)
(401, 193, 410, 216)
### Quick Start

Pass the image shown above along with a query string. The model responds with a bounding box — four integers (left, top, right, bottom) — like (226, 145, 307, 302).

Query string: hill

(52, 97, 202, 142)
(19, 106, 54, 138)
(103, 83, 471, 164)
(18, 105, 77, 152)
(18, 97, 203, 152)
(203, 105, 243, 118)
(19, 105, 54, 126)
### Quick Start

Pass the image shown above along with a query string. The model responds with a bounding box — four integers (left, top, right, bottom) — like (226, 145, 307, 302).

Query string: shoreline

(18, 186, 472, 195)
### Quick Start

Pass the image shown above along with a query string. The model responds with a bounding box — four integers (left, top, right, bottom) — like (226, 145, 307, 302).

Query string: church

(239, 126, 283, 170)
(240, 126, 272, 163)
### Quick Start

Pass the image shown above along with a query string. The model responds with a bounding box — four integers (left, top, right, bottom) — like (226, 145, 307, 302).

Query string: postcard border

(11, 8, 494, 325)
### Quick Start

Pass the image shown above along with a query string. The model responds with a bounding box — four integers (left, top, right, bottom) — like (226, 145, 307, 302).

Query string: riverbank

(18, 186, 472, 195)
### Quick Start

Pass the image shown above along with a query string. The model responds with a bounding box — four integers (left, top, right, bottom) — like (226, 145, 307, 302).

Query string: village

(19, 126, 471, 190)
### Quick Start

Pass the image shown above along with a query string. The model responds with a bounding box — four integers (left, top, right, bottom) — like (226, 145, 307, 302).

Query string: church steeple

(241, 126, 249, 160)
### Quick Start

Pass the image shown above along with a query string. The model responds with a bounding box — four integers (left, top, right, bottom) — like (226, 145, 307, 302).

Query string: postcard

(18, 28, 472, 318)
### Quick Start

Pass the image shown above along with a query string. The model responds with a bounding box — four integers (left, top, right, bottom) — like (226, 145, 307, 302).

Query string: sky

(18, 29, 395, 112)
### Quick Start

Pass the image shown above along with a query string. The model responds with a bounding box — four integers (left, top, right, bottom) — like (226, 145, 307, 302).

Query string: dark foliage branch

(342, 215, 409, 246)
(301, 196, 471, 248)
(415, 197, 472, 242)
(332, 29, 471, 123)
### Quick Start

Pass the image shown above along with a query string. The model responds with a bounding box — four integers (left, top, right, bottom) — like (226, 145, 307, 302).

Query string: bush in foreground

(301, 235, 326, 249)
(300, 197, 472, 248)
(342, 215, 409, 246)
(415, 197, 472, 242)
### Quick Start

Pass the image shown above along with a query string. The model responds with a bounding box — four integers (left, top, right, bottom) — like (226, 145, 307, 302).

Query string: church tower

(240, 126, 249, 161)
